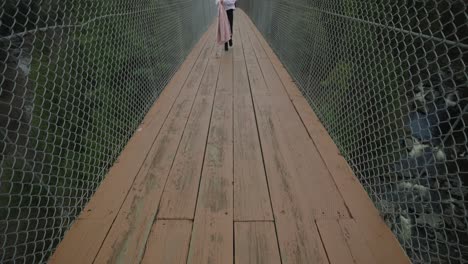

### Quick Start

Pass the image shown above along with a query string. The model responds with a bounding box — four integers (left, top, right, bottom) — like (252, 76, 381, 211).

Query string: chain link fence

(240, 0, 467, 263)
(0, 0, 215, 262)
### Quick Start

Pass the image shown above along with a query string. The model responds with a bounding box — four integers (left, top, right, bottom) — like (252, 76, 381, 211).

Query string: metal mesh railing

(240, 0, 467, 263)
(0, 0, 215, 262)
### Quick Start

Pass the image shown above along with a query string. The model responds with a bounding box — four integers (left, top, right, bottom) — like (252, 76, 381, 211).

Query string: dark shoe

(225, 43, 229, 51)
(229, 39, 233, 47)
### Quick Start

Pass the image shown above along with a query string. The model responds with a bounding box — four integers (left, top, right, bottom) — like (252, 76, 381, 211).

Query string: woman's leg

(227, 9, 234, 46)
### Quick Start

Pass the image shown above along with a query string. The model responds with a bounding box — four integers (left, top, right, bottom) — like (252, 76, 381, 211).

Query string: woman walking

(217, 0, 236, 51)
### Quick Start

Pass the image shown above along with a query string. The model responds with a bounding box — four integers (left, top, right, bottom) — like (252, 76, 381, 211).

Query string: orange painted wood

(250, 84, 348, 218)
(243, 12, 408, 262)
(233, 25, 272, 220)
(198, 59, 222, 96)
(289, 96, 410, 264)
(240, 16, 348, 261)
(217, 52, 233, 94)
(244, 22, 267, 59)
(141, 220, 192, 264)
(233, 94, 273, 221)
(49, 28, 212, 264)
(245, 58, 269, 95)
(232, 22, 244, 61)
(235, 222, 281, 264)
(252, 96, 344, 263)
(245, 15, 303, 97)
(243, 28, 282, 96)
(257, 58, 288, 96)
(157, 60, 219, 220)
(233, 21, 251, 98)
(187, 92, 233, 263)
(339, 219, 376, 264)
(317, 219, 378, 264)
(233, 59, 250, 96)
(240, 19, 256, 62)
(316, 219, 355, 264)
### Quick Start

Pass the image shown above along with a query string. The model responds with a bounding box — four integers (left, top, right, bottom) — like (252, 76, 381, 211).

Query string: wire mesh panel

(0, 0, 215, 262)
(240, 0, 467, 263)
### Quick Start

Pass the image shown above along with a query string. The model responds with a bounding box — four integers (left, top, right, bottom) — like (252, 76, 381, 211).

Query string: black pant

(226, 9, 234, 36)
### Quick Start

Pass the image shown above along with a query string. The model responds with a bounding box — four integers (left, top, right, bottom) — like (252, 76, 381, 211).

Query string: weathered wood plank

(233, 26, 273, 220)
(241, 19, 256, 62)
(217, 52, 233, 94)
(235, 222, 281, 264)
(339, 219, 376, 264)
(252, 96, 333, 264)
(245, 16, 303, 97)
(240, 17, 344, 262)
(254, 96, 348, 218)
(289, 96, 410, 264)
(141, 220, 192, 264)
(257, 58, 288, 96)
(233, 59, 250, 96)
(244, 22, 268, 59)
(245, 13, 407, 263)
(199, 59, 222, 96)
(187, 93, 233, 264)
(316, 219, 354, 264)
(157, 62, 219, 219)
(245, 58, 269, 95)
(232, 21, 243, 61)
(233, 94, 273, 221)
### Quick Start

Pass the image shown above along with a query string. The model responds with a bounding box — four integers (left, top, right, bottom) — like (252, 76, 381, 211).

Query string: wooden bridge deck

(50, 12, 409, 264)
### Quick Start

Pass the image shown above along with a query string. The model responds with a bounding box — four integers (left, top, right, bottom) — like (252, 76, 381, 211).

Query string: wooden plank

(339, 219, 376, 264)
(156, 103, 215, 219)
(316, 219, 354, 264)
(201, 29, 217, 60)
(232, 22, 252, 96)
(249, 11, 408, 260)
(251, 83, 348, 218)
(244, 22, 268, 59)
(93, 36, 216, 264)
(199, 59, 221, 96)
(246, 16, 303, 97)
(243, 29, 282, 96)
(157, 60, 219, 220)
(245, 15, 407, 263)
(233, 17, 273, 221)
(317, 219, 377, 264)
(233, 59, 250, 96)
(255, 96, 350, 216)
(252, 96, 334, 264)
(257, 58, 288, 96)
(217, 52, 233, 94)
(240, 19, 256, 61)
(235, 222, 281, 264)
(94, 95, 191, 263)
(233, 95, 273, 221)
(49, 29, 212, 264)
(232, 21, 244, 61)
(187, 93, 233, 264)
(245, 58, 269, 95)
(239, 16, 347, 262)
(141, 220, 192, 264)
(289, 96, 410, 264)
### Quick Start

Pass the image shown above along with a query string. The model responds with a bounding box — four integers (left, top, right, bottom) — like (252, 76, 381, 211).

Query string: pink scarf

(217, 3, 231, 45)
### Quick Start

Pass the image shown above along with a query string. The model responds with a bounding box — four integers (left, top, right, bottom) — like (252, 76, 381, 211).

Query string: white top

(216, 0, 236, 10)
